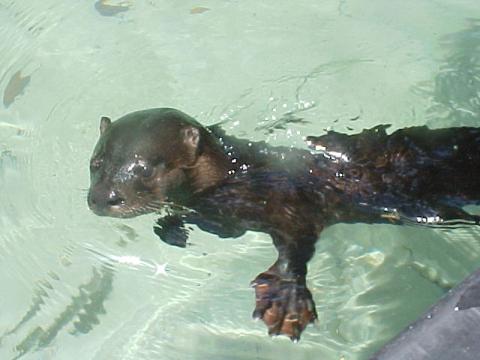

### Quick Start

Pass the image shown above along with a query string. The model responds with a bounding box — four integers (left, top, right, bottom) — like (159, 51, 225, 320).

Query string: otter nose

(106, 190, 124, 206)
(88, 188, 125, 215)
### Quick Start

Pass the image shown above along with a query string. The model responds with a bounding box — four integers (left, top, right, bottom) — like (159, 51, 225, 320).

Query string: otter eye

(141, 164, 154, 178)
(133, 163, 154, 178)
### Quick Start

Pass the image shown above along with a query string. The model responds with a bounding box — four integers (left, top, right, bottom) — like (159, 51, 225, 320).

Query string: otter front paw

(154, 215, 189, 247)
(250, 272, 317, 341)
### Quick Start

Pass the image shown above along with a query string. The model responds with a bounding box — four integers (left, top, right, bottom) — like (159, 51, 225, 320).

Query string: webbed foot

(251, 271, 317, 341)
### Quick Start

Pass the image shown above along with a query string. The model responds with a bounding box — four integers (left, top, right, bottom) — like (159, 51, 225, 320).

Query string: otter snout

(87, 186, 126, 217)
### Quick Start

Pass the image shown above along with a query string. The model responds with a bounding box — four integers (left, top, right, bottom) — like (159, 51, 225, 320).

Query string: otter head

(87, 108, 215, 218)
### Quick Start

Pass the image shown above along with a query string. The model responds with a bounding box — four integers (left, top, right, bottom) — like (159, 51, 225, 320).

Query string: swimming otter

(88, 108, 480, 341)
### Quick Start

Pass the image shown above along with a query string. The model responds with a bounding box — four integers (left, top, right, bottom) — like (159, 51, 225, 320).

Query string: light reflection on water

(0, 1, 479, 359)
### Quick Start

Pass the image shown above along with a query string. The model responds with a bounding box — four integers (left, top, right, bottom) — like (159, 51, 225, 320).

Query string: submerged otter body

(88, 108, 480, 341)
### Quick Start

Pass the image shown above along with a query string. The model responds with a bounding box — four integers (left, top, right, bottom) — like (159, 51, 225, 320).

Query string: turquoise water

(0, 1, 479, 359)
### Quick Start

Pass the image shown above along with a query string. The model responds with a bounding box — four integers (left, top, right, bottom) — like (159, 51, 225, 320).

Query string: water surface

(1, 1, 479, 359)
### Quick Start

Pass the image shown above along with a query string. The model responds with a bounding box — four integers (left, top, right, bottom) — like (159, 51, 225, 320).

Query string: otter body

(88, 108, 480, 341)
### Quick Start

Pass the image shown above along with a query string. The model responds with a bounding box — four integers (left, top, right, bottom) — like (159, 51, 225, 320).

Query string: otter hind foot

(251, 272, 317, 341)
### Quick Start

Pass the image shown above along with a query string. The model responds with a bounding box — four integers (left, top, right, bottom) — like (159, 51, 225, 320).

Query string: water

(0, 1, 479, 359)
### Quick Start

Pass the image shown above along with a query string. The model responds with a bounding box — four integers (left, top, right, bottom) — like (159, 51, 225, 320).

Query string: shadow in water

(1, 266, 113, 360)
(416, 19, 480, 126)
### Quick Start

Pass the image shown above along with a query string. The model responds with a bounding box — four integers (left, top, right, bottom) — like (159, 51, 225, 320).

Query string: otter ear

(182, 126, 200, 149)
(99, 116, 112, 135)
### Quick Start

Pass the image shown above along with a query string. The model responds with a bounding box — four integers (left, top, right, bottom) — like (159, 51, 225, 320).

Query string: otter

(88, 108, 480, 341)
